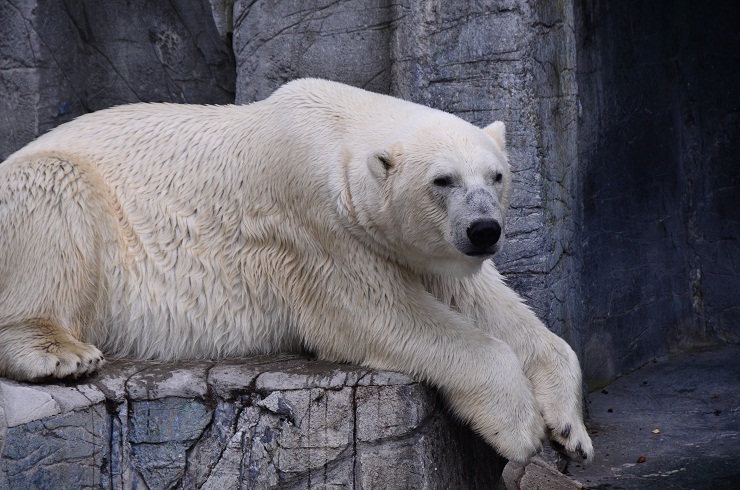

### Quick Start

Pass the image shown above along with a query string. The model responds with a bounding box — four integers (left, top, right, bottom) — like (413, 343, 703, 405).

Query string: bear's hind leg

(0, 152, 113, 382)
(0, 319, 105, 381)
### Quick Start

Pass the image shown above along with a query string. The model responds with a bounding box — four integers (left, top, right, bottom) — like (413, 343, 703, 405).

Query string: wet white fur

(0, 79, 592, 463)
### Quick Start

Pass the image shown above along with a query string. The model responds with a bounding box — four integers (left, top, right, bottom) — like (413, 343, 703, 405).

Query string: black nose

(466, 220, 502, 249)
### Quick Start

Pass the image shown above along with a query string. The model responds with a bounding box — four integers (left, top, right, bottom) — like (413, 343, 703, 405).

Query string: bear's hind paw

(44, 342, 106, 380)
(0, 319, 105, 382)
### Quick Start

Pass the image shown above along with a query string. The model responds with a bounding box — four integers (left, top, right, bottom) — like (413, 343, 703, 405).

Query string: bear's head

(350, 117, 511, 276)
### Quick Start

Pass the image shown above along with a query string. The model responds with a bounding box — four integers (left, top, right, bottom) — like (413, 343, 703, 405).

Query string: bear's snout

(466, 219, 502, 252)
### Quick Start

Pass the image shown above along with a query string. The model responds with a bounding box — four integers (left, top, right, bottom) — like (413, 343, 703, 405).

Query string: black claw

(76, 361, 81, 368)
(576, 442, 588, 460)
(561, 424, 572, 439)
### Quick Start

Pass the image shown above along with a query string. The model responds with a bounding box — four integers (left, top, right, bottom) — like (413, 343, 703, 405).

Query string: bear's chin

(425, 256, 490, 278)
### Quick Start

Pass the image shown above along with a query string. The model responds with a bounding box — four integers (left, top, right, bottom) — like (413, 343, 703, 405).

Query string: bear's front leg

(293, 272, 547, 463)
(0, 319, 105, 381)
(438, 266, 594, 463)
(519, 331, 593, 462)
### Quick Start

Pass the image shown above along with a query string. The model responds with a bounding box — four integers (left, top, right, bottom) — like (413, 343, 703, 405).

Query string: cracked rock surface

(0, 355, 502, 489)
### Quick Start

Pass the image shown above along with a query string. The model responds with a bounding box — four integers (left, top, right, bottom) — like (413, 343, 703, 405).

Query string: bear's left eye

(433, 176, 454, 187)
(494, 173, 503, 183)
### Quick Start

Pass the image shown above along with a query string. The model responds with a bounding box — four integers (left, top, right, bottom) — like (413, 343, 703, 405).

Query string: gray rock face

(0, 0, 235, 161)
(233, 0, 392, 102)
(574, 1, 740, 387)
(0, 0, 41, 163)
(0, 357, 502, 489)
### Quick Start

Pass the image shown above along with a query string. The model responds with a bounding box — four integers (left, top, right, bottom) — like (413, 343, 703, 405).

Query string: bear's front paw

(528, 337, 594, 463)
(495, 411, 547, 464)
(0, 319, 106, 382)
(547, 420, 594, 463)
(478, 392, 547, 464)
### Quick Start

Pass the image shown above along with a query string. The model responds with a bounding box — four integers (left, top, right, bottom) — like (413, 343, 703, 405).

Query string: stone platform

(0, 355, 501, 489)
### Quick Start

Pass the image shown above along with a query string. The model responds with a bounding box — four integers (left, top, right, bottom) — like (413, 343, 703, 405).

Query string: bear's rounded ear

(367, 142, 402, 181)
(367, 151, 393, 181)
(483, 121, 506, 150)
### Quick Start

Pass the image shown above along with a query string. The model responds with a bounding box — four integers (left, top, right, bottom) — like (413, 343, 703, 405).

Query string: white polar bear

(0, 79, 592, 464)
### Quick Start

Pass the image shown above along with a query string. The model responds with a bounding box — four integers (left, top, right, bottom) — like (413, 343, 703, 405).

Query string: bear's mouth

(464, 247, 498, 258)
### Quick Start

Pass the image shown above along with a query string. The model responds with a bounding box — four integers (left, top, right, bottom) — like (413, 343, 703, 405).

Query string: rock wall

(574, 0, 740, 387)
(0, 356, 501, 489)
(0, 0, 235, 161)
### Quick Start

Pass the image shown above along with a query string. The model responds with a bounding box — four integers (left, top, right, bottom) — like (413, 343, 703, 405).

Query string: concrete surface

(567, 344, 740, 489)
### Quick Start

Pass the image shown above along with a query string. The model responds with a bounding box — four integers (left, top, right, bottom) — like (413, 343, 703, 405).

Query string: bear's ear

(367, 142, 402, 181)
(483, 121, 506, 150)
(367, 151, 393, 181)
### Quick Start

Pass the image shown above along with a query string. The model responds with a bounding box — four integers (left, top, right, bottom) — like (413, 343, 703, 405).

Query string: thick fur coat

(0, 79, 592, 463)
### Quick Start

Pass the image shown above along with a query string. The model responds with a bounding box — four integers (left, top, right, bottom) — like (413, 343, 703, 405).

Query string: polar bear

(0, 79, 592, 464)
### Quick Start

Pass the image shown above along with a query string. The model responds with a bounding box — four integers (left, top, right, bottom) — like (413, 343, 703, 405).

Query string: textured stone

(503, 457, 584, 490)
(233, 0, 393, 102)
(129, 397, 214, 489)
(127, 362, 211, 400)
(1, 400, 111, 490)
(355, 383, 433, 442)
(255, 359, 369, 391)
(208, 0, 235, 42)
(0, 0, 235, 161)
(0, 358, 503, 488)
(0, 0, 41, 162)
(574, 0, 740, 387)
(207, 355, 303, 399)
(0, 383, 60, 427)
(246, 388, 356, 487)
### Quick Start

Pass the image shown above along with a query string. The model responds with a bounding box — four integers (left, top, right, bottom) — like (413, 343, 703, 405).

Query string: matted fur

(0, 79, 592, 464)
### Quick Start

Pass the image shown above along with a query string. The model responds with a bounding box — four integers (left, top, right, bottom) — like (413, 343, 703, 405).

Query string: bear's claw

(547, 424, 594, 463)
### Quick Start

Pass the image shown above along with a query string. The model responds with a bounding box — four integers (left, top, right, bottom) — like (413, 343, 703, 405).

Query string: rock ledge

(0, 355, 502, 489)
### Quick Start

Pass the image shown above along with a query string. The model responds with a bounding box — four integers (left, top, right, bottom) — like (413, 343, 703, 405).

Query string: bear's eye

(494, 173, 503, 183)
(433, 176, 454, 187)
